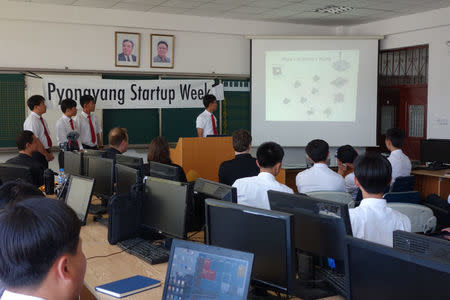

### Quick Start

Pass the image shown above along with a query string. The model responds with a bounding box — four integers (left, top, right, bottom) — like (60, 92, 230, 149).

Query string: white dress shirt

(55, 115, 82, 149)
(233, 172, 294, 210)
(345, 172, 358, 200)
(23, 112, 51, 149)
(76, 111, 102, 147)
(1, 290, 44, 300)
(349, 198, 411, 247)
(196, 110, 217, 137)
(296, 163, 346, 194)
(387, 149, 412, 184)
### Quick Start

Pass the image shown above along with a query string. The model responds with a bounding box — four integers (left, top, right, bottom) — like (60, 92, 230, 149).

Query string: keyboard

(117, 237, 170, 265)
(316, 267, 347, 297)
(413, 165, 449, 171)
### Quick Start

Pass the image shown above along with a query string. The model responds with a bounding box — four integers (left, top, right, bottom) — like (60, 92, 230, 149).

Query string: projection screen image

(266, 50, 360, 122)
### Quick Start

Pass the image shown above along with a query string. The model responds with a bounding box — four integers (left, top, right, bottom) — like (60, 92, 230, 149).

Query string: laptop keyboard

(316, 267, 347, 297)
(118, 237, 170, 265)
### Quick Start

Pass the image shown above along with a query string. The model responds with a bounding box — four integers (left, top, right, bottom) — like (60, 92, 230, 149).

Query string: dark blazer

(218, 153, 260, 186)
(6, 153, 45, 187)
(118, 53, 137, 62)
(143, 162, 187, 182)
(104, 147, 121, 160)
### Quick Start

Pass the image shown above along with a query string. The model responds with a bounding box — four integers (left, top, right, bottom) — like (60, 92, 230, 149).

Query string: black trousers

(32, 150, 49, 169)
(82, 144, 99, 150)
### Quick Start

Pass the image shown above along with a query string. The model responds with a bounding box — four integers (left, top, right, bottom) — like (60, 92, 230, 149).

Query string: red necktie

(69, 119, 75, 130)
(87, 115, 96, 144)
(211, 114, 218, 135)
(39, 117, 52, 148)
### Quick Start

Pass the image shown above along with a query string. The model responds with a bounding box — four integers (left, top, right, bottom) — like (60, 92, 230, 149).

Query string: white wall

(345, 7, 450, 139)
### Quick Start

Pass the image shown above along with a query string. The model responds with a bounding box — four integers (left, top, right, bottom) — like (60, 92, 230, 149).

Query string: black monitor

(194, 178, 237, 203)
(83, 149, 106, 158)
(116, 164, 140, 195)
(115, 154, 143, 170)
(64, 175, 95, 226)
(148, 161, 182, 182)
(0, 163, 33, 185)
(393, 230, 450, 265)
(420, 139, 450, 164)
(86, 156, 115, 198)
(268, 190, 352, 235)
(205, 199, 296, 294)
(64, 151, 83, 176)
(345, 236, 450, 300)
(142, 177, 191, 239)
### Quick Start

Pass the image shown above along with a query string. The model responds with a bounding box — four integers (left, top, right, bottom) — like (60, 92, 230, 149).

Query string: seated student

(336, 144, 359, 200)
(0, 197, 86, 300)
(143, 136, 187, 182)
(296, 139, 345, 193)
(104, 127, 129, 159)
(5, 131, 45, 187)
(349, 152, 411, 247)
(0, 179, 44, 210)
(218, 129, 259, 186)
(385, 128, 411, 184)
(233, 142, 293, 210)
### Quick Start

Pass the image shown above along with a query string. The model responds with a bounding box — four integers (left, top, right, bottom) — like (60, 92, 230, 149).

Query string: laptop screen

(65, 175, 95, 225)
(163, 239, 253, 300)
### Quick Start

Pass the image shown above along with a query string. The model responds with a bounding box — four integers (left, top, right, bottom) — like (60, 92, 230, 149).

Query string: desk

(411, 169, 450, 200)
(80, 217, 343, 300)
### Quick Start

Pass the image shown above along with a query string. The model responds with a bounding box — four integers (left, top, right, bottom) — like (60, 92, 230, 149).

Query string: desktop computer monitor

(345, 236, 450, 300)
(64, 151, 83, 176)
(163, 239, 254, 300)
(194, 178, 237, 203)
(420, 139, 450, 164)
(115, 154, 143, 170)
(393, 230, 450, 265)
(64, 175, 95, 225)
(148, 161, 182, 182)
(205, 199, 296, 294)
(116, 163, 140, 195)
(86, 156, 115, 198)
(268, 190, 352, 235)
(142, 177, 191, 239)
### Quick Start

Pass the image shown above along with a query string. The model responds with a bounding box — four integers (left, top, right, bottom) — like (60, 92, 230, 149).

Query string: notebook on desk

(95, 275, 160, 298)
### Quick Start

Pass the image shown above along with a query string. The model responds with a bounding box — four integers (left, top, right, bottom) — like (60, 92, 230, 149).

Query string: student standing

(196, 94, 218, 137)
(77, 95, 102, 150)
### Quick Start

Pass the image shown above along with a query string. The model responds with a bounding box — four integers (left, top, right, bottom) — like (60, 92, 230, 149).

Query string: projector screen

(251, 38, 379, 147)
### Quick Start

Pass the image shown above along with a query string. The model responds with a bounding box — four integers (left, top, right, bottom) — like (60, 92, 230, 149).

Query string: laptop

(64, 175, 95, 226)
(162, 239, 254, 300)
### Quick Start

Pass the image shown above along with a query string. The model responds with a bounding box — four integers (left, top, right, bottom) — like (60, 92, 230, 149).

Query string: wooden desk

(412, 169, 450, 200)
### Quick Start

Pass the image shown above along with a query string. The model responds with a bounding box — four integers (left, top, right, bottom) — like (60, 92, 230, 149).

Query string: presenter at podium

(196, 94, 218, 137)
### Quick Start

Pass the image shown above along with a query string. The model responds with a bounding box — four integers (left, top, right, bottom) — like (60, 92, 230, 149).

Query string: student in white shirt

(77, 95, 102, 150)
(55, 99, 82, 168)
(233, 141, 293, 210)
(349, 152, 411, 247)
(196, 94, 218, 137)
(0, 198, 86, 300)
(296, 139, 345, 193)
(336, 144, 359, 200)
(385, 128, 412, 184)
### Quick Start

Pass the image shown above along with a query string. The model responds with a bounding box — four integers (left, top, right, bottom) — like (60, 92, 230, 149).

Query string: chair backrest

(383, 191, 421, 204)
(391, 175, 415, 192)
(387, 203, 437, 233)
(0, 163, 33, 185)
(306, 191, 354, 207)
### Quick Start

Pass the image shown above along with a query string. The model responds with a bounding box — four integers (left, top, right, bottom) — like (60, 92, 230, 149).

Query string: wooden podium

(170, 137, 234, 182)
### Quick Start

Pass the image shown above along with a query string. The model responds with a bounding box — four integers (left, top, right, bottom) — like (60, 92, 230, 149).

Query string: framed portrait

(151, 34, 174, 69)
(115, 32, 140, 67)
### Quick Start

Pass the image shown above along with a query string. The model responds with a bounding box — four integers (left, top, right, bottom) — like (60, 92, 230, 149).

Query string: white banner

(42, 77, 216, 109)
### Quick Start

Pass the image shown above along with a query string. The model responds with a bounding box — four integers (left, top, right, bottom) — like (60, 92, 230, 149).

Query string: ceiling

(9, 0, 450, 25)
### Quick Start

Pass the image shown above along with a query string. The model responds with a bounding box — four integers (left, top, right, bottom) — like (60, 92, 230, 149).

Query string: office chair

(383, 191, 421, 204)
(387, 203, 437, 233)
(390, 175, 416, 192)
(306, 191, 355, 208)
(0, 163, 33, 185)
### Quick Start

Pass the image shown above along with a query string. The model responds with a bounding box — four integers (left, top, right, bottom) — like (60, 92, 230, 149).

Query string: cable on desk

(86, 239, 143, 261)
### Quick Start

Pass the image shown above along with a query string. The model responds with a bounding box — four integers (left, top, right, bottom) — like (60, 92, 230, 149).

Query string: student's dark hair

(385, 128, 405, 148)
(148, 136, 171, 164)
(15, 130, 34, 151)
(306, 139, 329, 162)
(108, 127, 128, 147)
(0, 197, 81, 288)
(0, 180, 44, 210)
(26, 95, 45, 111)
(80, 94, 95, 108)
(232, 129, 252, 152)
(60, 98, 77, 113)
(336, 144, 358, 164)
(122, 39, 134, 47)
(256, 142, 284, 168)
(157, 40, 168, 48)
(354, 152, 392, 194)
(202, 94, 217, 108)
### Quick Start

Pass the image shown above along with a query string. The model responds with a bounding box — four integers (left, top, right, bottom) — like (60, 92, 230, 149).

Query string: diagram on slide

(266, 50, 360, 122)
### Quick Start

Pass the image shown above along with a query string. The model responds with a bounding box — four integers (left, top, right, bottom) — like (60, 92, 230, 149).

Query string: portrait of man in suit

(115, 32, 140, 67)
(118, 39, 136, 62)
(151, 34, 174, 69)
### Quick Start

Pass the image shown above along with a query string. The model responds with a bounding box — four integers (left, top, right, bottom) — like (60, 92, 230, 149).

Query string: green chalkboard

(0, 74, 25, 147)
(222, 80, 251, 135)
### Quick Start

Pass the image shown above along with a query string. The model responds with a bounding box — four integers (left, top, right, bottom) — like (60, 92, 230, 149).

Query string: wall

(344, 6, 450, 139)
